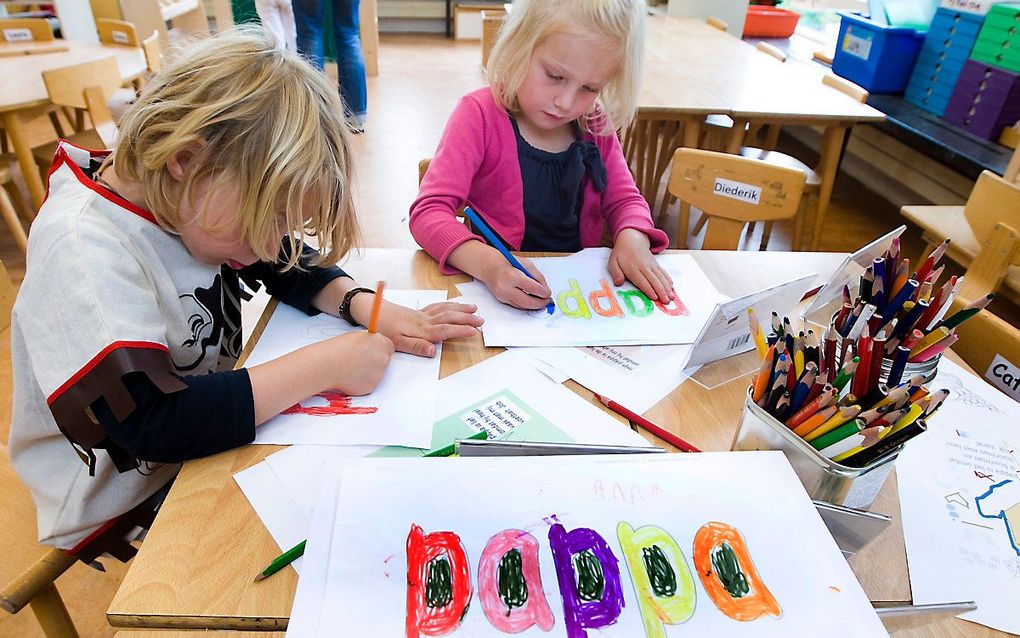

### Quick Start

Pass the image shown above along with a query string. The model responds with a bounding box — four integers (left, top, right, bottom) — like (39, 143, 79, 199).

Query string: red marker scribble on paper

(281, 390, 378, 416)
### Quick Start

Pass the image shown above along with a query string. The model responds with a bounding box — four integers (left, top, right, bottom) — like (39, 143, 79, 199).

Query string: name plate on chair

(985, 354, 1020, 403)
(112, 30, 130, 44)
(3, 28, 34, 42)
(714, 177, 761, 205)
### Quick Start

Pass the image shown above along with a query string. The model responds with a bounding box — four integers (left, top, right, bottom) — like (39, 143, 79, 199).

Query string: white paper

(458, 252, 726, 347)
(898, 357, 1020, 635)
(235, 352, 649, 571)
(519, 343, 694, 414)
(296, 452, 885, 637)
(285, 464, 345, 637)
(246, 290, 446, 447)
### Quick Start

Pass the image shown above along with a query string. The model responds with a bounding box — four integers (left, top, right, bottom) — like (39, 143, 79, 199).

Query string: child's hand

(371, 300, 483, 357)
(318, 331, 395, 395)
(609, 229, 675, 301)
(482, 256, 553, 311)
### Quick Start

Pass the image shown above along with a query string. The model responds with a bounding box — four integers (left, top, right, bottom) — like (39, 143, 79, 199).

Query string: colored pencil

(595, 394, 701, 453)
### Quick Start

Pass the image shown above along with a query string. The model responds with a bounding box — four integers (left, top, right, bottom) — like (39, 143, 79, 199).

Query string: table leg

(1, 110, 44, 212)
(809, 125, 849, 251)
(360, 0, 379, 77)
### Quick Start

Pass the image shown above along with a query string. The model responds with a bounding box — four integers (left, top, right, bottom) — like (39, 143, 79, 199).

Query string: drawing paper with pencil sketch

(244, 289, 445, 448)
(289, 453, 886, 637)
(457, 250, 725, 347)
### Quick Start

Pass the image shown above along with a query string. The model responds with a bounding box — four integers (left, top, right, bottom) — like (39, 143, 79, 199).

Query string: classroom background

(1, 0, 1019, 636)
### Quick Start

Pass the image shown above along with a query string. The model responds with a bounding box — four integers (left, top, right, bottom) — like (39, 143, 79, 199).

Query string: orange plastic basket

(742, 6, 801, 38)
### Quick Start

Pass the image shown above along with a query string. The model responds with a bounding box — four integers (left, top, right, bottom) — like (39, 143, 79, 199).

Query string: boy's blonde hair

(485, 0, 645, 135)
(113, 27, 358, 269)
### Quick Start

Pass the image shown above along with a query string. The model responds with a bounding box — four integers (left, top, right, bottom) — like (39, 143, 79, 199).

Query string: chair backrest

(822, 74, 869, 103)
(142, 30, 162, 74)
(96, 18, 141, 47)
(964, 171, 1020, 268)
(706, 16, 728, 31)
(949, 304, 1020, 392)
(42, 57, 122, 146)
(667, 147, 806, 250)
(756, 41, 787, 62)
(0, 18, 55, 43)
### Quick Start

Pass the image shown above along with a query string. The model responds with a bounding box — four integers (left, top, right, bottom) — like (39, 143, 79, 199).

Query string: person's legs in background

(293, 0, 326, 69)
(331, 0, 368, 129)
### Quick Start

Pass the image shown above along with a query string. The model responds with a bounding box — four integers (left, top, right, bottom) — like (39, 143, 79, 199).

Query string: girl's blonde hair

(113, 27, 358, 269)
(485, 0, 645, 135)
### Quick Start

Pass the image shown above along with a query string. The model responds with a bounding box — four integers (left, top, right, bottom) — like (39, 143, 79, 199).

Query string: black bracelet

(338, 286, 374, 326)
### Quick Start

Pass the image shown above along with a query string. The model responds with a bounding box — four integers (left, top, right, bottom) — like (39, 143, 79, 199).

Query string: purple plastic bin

(945, 59, 1020, 140)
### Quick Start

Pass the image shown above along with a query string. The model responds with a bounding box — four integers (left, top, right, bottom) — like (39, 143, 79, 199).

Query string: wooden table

(0, 40, 146, 210)
(107, 248, 1003, 637)
(635, 16, 886, 250)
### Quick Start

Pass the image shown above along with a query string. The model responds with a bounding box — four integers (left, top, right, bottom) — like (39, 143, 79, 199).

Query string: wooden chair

(418, 158, 468, 227)
(0, 165, 29, 253)
(706, 16, 728, 31)
(480, 10, 505, 69)
(96, 18, 141, 47)
(0, 259, 82, 637)
(695, 73, 869, 250)
(756, 41, 787, 62)
(948, 305, 1020, 392)
(667, 148, 806, 250)
(901, 170, 1020, 306)
(31, 57, 122, 178)
(0, 17, 55, 42)
(141, 30, 162, 75)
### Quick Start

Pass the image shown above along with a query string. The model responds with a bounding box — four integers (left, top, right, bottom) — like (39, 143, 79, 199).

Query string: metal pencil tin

(831, 312, 942, 385)
(731, 388, 900, 509)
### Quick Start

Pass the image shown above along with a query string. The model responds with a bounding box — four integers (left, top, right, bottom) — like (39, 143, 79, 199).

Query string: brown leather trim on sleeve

(49, 347, 187, 474)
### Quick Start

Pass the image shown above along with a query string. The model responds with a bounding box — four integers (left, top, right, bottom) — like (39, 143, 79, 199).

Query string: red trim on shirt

(64, 517, 120, 555)
(48, 141, 160, 225)
(47, 341, 169, 406)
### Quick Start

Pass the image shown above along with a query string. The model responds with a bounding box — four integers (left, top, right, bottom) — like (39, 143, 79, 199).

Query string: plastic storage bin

(742, 6, 801, 38)
(833, 12, 927, 93)
(970, 3, 1020, 73)
(945, 58, 1020, 139)
(905, 8, 985, 114)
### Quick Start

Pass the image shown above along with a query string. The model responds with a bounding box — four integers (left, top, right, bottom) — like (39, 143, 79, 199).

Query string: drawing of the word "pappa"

(405, 520, 781, 638)
(555, 279, 689, 320)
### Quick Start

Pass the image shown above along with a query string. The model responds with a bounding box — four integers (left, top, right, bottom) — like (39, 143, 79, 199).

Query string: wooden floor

(0, 33, 1014, 637)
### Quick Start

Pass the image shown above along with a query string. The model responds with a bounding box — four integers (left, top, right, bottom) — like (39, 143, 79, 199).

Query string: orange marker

(367, 280, 385, 334)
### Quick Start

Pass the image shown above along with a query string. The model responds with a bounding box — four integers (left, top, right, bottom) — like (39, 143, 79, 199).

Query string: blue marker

(462, 206, 555, 314)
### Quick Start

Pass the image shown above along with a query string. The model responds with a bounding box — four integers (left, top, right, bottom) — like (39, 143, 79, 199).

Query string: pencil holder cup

(731, 387, 900, 509)
(830, 312, 942, 385)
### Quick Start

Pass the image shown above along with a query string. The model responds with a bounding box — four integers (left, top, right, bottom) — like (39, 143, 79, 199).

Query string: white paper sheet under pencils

(897, 357, 1020, 635)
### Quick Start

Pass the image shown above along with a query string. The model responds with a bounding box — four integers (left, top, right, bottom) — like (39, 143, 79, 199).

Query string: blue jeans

(293, 0, 367, 123)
